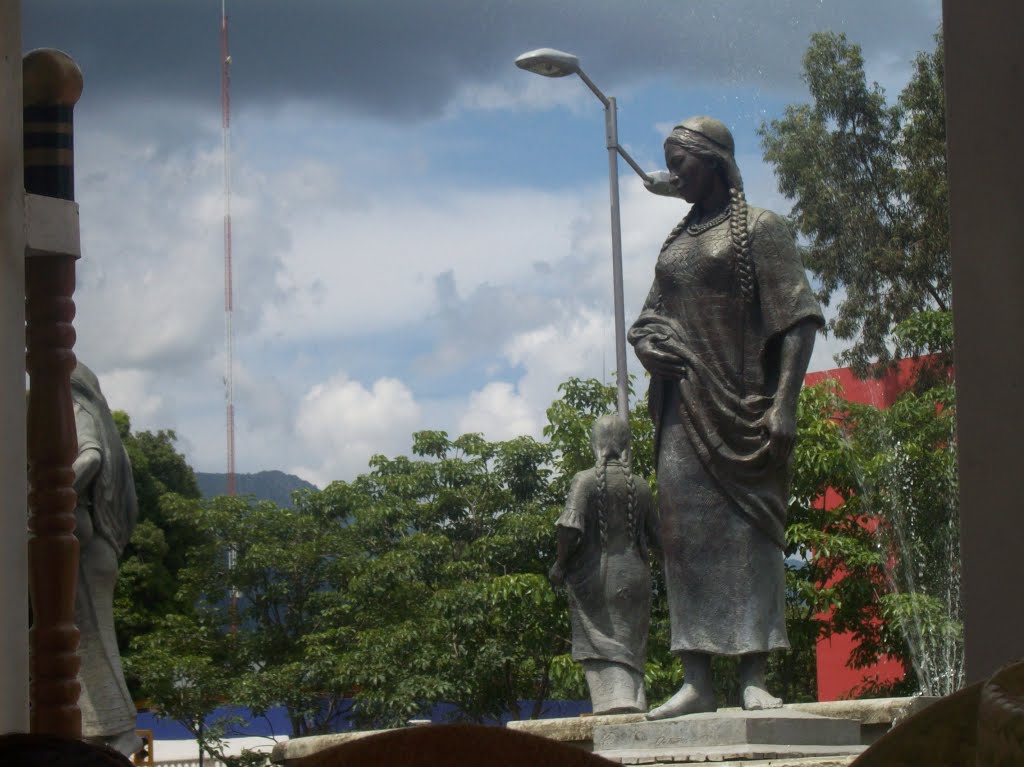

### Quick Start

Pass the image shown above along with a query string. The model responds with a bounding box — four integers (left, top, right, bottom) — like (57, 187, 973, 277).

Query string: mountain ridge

(194, 470, 318, 508)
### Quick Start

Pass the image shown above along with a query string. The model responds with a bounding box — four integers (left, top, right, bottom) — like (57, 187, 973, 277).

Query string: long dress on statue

(72, 364, 140, 746)
(628, 208, 823, 655)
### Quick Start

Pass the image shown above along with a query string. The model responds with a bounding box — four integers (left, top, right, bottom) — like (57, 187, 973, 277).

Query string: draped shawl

(628, 208, 823, 549)
(72, 363, 138, 555)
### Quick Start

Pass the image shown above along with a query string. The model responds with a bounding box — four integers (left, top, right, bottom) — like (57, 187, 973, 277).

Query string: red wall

(802, 360, 925, 700)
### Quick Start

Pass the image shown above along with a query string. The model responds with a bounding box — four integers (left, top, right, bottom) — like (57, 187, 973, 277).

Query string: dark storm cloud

(23, 0, 940, 119)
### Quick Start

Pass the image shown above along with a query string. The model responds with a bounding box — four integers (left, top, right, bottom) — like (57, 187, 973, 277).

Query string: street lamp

(515, 48, 652, 421)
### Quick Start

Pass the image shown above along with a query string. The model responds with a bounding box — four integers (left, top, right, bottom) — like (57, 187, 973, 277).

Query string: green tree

(127, 426, 566, 734)
(159, 493, 357, 738)
(759, 31, 949, 376)
(846, 381, 961, 696)
(111, 413, 207, 692)
(760, 29, 960, 698)
(126, 614, 269, 767)
(332, 431, 568, 726)
(786, 379, 961, 698)
(128, 376, 878, 733)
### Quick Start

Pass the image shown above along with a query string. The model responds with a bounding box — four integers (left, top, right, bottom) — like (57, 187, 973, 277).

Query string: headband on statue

(665, 116, 744, 192)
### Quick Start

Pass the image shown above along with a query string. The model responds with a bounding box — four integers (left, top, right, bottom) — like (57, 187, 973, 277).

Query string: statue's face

(665, 144, 716, 205)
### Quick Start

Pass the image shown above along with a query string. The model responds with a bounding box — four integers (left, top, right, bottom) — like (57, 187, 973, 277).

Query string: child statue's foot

(645, 684, 717, 720)
(742, 685, 783, 710)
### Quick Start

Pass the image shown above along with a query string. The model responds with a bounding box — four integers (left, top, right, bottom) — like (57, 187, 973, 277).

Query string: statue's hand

(643, 170, 680, 198)
(72, 447, 102, 495)
(762, 402, 797, 464)
(548, 562, 566, 589)
(634, 337, 687, 379)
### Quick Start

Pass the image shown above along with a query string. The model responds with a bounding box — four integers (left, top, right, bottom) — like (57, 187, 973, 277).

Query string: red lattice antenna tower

(220, 0, 237, 498)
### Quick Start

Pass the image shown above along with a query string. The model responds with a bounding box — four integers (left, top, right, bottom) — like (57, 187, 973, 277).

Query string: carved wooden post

(23, 47, 83, 738)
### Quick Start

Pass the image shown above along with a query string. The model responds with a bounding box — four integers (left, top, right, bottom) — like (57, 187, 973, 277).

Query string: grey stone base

(506, 696, 937, 749)
(271, 729, 389, 764)
(593, 710, 863, 764)
(595, 710, 861, 752)
(273, 697, 936, 765)
(600, 743, 865, 764)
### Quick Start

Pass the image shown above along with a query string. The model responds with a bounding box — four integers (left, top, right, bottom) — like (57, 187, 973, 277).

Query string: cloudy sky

(23, 1, 942, 488)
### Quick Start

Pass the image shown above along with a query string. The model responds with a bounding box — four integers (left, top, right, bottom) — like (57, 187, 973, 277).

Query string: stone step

(597, 743, 866, 764)
(594, 710, 862, 753)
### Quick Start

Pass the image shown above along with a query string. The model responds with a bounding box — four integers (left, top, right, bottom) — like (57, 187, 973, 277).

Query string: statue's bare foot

(742, 685, 783, 710)
(645, 684, 717, 720)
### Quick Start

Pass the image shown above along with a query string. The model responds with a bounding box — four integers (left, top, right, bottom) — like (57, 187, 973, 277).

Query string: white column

(944, 0, 1024, 683)
(0, 0, 29, 733)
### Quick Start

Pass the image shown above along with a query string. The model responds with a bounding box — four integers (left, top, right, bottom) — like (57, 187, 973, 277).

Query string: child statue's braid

(596, 460, 608, 548)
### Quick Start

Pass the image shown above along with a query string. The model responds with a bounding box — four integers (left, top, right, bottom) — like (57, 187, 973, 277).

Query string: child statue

(549, 415, 658, 714)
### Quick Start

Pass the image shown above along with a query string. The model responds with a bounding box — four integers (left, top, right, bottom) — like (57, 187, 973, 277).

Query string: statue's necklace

(686, 205, 731, 235)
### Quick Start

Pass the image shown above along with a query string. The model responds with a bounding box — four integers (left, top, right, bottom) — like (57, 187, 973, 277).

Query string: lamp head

(514, 48, 580, 78)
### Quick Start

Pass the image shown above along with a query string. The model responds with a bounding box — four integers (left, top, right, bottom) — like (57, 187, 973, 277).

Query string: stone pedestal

(273, 698, 936, 765)
(594, 709, 864, 764)
(505, 697, 936, 751)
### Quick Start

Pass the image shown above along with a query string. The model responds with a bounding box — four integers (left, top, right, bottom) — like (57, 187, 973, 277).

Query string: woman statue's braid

(623, 462, 638, 549)
(729, 187, 755, 302)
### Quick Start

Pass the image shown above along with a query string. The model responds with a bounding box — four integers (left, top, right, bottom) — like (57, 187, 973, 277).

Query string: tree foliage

(760, 29, 960, 697)
(125, 378, 687, 733)
(329, 430, 565, 726)
(124, 370, 958, 732)
(112, 414, 206, 687)
(759, 31, 949, 375)
(126, 492, 357, 764)
(786, 379, 961, 697)
(126, 614, 268, 767)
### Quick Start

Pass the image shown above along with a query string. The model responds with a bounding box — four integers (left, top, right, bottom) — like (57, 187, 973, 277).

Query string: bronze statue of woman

(628, 116, 823, 719)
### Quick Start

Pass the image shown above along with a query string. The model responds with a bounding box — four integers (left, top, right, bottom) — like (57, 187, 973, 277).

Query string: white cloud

(68, 115, 849, 486)
(441, 307, 617, 445)
(292, 374, 422, 487)
(253, 183, 589, 345)
(74, 141, 224, 372)
(95, 369, 165, 425)
(448, 76, 593, 116)
(457, 383, 538, 441)
(503, 308, 614, 400)
(54, 4, 914, 490)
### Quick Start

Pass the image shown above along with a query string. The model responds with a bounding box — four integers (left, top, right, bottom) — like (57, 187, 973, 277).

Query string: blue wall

(137, 699, 591, 740)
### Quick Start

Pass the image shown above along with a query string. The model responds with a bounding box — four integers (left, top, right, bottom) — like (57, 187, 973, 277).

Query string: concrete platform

(596, 710, 860, 751)
(593, 709, 863, 764)
(271, 728, 391, 764)
(506, 697, 937, 748)
(272, 697, 936, 764)
(599, 744, 864, 764)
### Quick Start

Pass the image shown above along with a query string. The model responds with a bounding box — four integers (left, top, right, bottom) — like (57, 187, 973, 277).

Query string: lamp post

(515, 48, 651, 421)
